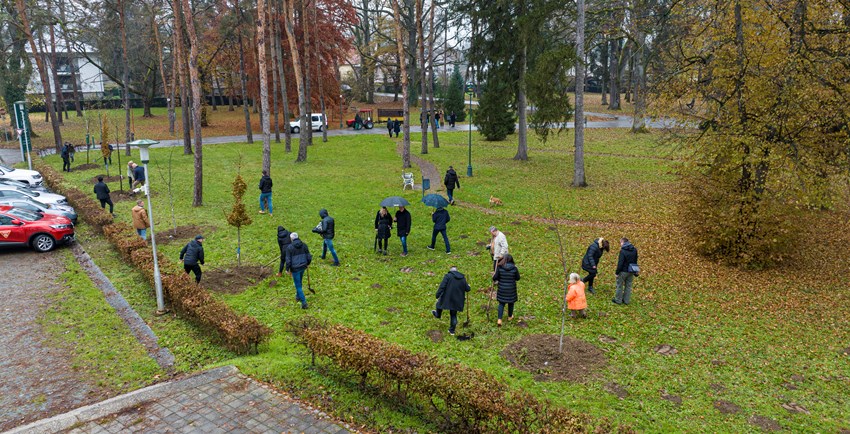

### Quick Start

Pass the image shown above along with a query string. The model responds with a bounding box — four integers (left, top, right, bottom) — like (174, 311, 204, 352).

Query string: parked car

(289, 113, 326, 133)
(0, 185, 68, 206)
(0, 177, 50, 192)
(0, 163, 43, 187)
(0, 205, 74, 252)
(0, 197, 77, 224)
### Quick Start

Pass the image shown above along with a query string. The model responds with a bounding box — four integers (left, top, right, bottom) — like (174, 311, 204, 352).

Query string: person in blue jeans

(284, 232, 312, 309)
(394, 205, 411, 256)
(258, 170, 273, 216)
(312, 208, 340, 265)
(427, 206, 451, 254)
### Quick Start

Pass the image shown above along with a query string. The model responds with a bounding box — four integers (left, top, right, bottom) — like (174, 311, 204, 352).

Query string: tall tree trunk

(46, 0, 66, 123)
(283, 0, 308, 162)
(173, 0, 192, 153)
(238, 35, 254, 143)
(152, 15, 175, 133)
(181, 0, 204, 206)
(515, 45, 528, 160)
(270, 3, 281, 144)
(600, 38, 608, 105)
(573, 0, 587, 186)
(118, 0, 132, 154)
(311, 4, 327, 143)
(211, 74, 219, 111)
(427, 2, 439, 149)
(275, 0, 292, 151)
(631, 30, 647, 132)
(58, 0, 82, 116)
(609, 38, 621, 110)
(257, 0, 272, 174)
(227, 72, 235, 111)
(301, 0, 313, 148)
(17, 0, 62, 151)
(334, 54, 343, 129)
(417, 0, 428, 154)
(391, 0, 411, 168)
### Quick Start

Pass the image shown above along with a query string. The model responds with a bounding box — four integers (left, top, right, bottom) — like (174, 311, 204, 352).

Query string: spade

(307, 268, 316, 294)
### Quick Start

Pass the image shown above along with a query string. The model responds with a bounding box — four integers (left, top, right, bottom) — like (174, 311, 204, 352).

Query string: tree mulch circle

(749, 415, 781, 432)
(74, 163, 102, 171)
(155, 225, 213, 245)
(203, 265, 272, 294)
(427, 330, 444, 343)
(89, 175, 123, 184)
(654, 344, 678, 356)
(500, 334, 608, 383)
(714, 400, 741, 414)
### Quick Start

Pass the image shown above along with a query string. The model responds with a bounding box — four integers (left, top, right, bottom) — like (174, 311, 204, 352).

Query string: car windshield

(11, 186, 35, 196)
(7, 207, 41, 221)
(0, 164, 13, 172)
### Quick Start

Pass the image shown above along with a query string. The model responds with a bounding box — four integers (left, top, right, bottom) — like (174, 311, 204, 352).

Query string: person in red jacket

(566, 273, 587, 319)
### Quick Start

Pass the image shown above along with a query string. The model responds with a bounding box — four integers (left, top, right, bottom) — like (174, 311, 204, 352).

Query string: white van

(289, 113, 326, 134)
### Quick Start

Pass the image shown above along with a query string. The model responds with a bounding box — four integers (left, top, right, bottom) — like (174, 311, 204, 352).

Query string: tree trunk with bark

(283, 0, 308, 161)
(58, 0, 82, 116)
(300, 0, 313, 148)
(391, 0, 411, 168)
(427, 2, 439, 148)
(609, 38, 621, 110)
(600, 38, 608, 105)
(152, 15, 175, 133)
(515, 45, 528, 160)
(172, 0, 192, 152)
(118, 0, 132, 154)
(417, 0, 428, 154)
(238, 35, 253, 143)
(257, 0, 272, 174)
(572, 0, 587, 186)
(274, 0, 292, 151)
(181, 0, 204, 206)
(46, 0, 66, 122)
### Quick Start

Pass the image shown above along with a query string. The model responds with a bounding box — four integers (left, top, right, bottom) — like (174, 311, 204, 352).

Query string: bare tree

(283, 0, 308, 161)
(427, 1, 439, 148)
(58, 0, 83, 117)
(117, 0, 132, 154)
(417, 0, 428, 154)
(180, 0, 204, 206)
(274, 0, 292, 151)
(573, 0, 587, 186)
(257, 0, 272, 173)
(172, 0, 192, 153)
(390, 0, 411, 168)
(46, 0, 66, 123)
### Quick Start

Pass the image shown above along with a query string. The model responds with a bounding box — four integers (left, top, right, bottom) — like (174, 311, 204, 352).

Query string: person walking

(131, 162, 146, 194)
(394, 205, 411, 256)
(449, 111, 456, 128)
(581, 237, 610, 295)
(427, 206, 451, 254)
(131, 200, 150, 240)
(488, 226, 509, 270)
(431, 266, 471, 336)
(93, 176, 114, 214)
(374, 206, 393, 255)
(434, 111, 441, 129)
(284, 232, 312, 309)
(61, 142, 71, 172)
(566, 273, 588, 318)
(613, 238, 639, 305)
(180, 235, 205, 284)
(387, 120, 394, 137)
(393, 119, 401, 137)
(443, 166, 460, 205)
(258, 170, 273, 216)
(312, 208, 340, 266)
(493, 254, 520, 327)
(68, 143, 76, 162)
(276, 225, 292, 277)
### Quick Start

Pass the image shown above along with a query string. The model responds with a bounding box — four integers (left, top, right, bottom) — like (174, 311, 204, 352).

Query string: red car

(0, 205, 75, 252)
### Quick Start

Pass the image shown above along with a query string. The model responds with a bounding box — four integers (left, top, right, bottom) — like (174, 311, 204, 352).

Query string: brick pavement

(5, 366, 352, 434)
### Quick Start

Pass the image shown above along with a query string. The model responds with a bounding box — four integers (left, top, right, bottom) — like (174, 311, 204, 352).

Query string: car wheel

(32, 233, 55, 252)
(292, 126, 300, 134)
(318, 125, 324, 132)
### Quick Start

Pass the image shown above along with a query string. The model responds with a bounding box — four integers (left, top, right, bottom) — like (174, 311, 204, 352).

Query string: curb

(2, 366, 239, 434)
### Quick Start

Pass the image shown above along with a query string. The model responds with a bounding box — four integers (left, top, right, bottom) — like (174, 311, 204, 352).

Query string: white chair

(402, 172, 415, 190)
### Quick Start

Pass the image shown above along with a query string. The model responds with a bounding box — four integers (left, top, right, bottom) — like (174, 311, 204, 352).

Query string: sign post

(465, 84, 475, 177)
(13, 101, 32, 170)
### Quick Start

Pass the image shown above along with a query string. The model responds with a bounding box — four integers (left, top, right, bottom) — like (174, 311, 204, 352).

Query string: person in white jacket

(488, 226, 509, 271)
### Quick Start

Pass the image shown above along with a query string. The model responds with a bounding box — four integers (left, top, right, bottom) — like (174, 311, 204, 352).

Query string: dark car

(0, 205, 75, 252)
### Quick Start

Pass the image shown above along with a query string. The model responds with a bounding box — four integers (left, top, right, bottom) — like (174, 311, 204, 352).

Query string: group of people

(126, 161, 146, 194)
(60, 142, 76, 172)
(419, 110, 458, 129)
(386, 119, 402, 137)
(567, 237, 641, 318)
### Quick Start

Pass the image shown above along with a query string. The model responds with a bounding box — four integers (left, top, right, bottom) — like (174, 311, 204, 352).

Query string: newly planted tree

(226, 168, 252, 266)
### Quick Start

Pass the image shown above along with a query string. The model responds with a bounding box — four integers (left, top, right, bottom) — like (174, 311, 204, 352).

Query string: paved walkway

(5, 366, 352, 434)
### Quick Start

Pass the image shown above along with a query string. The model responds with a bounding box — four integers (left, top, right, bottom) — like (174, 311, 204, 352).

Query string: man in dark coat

(431, 266, 471, 335)
(312, 208, 340, 265)
(449, 111, 456, 128)
(493, 254, 520, 326)
(394, 205, 411, 256)
(180, 235, 205, 284)
(131, 162, 146, 194)
(581, 238, 609, 294)
(258, 170, 273, 216)
(387, 120, 394, 137)
(276, 225, 292, 276)
(61, 143, 71, 172)
(393, 120, 401, 137)
(613, 237, 639, 305)
(443, 166, 460, 205)
(427, 206, 450, 254)
(284, 232, 312, 309)
(93, 176, 114, 214)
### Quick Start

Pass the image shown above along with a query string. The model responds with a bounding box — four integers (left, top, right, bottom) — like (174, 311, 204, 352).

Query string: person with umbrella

(374, 206, 393, 255)
(423, 194, 451, 254)
(395, 205, 411, 256)
(431, 265, 471, 336)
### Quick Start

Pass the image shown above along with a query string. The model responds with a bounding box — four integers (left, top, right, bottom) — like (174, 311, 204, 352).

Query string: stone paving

(6, 366, 352, 434)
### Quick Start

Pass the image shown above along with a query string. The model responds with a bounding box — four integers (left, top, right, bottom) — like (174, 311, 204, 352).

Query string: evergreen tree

(444, 65, 466, 122)
(475, 72, 516, 141)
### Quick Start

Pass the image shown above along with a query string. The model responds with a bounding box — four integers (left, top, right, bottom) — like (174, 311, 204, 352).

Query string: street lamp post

(129, 139, 166, 314)
(466, 85, 473, 177)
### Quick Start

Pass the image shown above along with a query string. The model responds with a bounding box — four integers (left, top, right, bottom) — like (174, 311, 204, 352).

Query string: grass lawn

(42, 128, 850, 432)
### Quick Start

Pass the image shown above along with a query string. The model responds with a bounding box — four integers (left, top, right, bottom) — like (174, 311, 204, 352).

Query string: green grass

(38, 249, 164, 391)
(42, 129, 850, 432)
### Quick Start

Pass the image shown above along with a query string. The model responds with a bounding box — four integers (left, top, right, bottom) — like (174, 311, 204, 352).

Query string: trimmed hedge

(289, 319, 633, 434)
(35, 159, 272, 354)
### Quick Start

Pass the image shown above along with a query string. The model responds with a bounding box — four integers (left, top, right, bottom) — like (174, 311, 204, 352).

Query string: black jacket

(313, 208, 335, 239)
(93, 181, 111, 200)
(432, 208, 450, 231)
(493, 262, 521, 303)
(61, 144, 70, 159)
(259, 175, 273, 193)
(436, 270, 470, 312)
(285, 239, 312, 273)
(395, 209, 411, 236)
(393, 121, 401, 133)
(180, 240, 205, 266)
(375, 211, 393, 239)
(133, 165, 146, 182)
(444, 169, 460, 189)
(277, 226, 291, 254)
(616, 242, 639, 274)
(581, 239, 604, 272)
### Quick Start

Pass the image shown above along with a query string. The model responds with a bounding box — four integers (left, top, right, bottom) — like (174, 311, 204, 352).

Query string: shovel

(306, 268, 316, 294)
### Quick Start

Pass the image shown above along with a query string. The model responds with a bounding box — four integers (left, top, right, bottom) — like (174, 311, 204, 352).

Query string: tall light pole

(129, 139, 165, 314)
(466, 84, 474, 177)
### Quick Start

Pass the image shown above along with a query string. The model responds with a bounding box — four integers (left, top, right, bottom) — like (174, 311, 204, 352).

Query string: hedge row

(35, 160, 272, 354)
(289, 318, 633, 434)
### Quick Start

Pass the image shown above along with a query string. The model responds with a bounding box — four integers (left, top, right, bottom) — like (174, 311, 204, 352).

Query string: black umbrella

(421, 193, 449, 208)
(380, 196, 411, 207)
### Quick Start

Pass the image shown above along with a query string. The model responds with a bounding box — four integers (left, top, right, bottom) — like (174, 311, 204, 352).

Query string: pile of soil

(203, 265, 272, 294)
(500, 334, 607, 382)
(156, 225, 212, 244)
(74, 163, 101, 171)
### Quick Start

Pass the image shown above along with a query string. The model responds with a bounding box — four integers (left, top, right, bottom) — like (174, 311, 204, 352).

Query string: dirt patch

(710, 383, 726, 393)
(749, 415, 781, 431)
(510, 221, 522, 225)
(840, 347, 850, 357)
(74, 163, 102, 171)
(714, 400, 740, 414)
(599, 335, 617, 344)
(427, 330, 443, 343)
(661, 391, 682, 406)
(605, 382, 629, 399)
(654, 344, 678, 356)
(371, 283, 383, 289)
(90, 175, 124, 184)
(514, 319, 529, 328)
(203, 266, 272, 294)
(386, 307, 400, 314)
(782, 382, 797, 390)
(789, 374, 805, 382)
(399, 267, 414, 273)
(459, 234, 468, 239)
(500, 334, 607, 383)
(781, 402, 810, 414)
(711, 359, 726, 367)
(156, 225, 213, 245)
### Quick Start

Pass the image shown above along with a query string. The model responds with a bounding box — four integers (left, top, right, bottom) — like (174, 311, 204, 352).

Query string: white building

(27, 45, 113, 100)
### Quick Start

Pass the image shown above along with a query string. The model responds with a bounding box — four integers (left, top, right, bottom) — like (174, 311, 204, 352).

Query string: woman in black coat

(493, 254, 520, 326)
(374, 206, 393, 254)
(580, 238, 609, 294)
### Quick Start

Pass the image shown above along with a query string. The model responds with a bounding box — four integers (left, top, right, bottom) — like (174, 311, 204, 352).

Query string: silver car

(0, 198, 77, 224)
(0, 185, 67, 206)
(0, 178, 50, 192)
